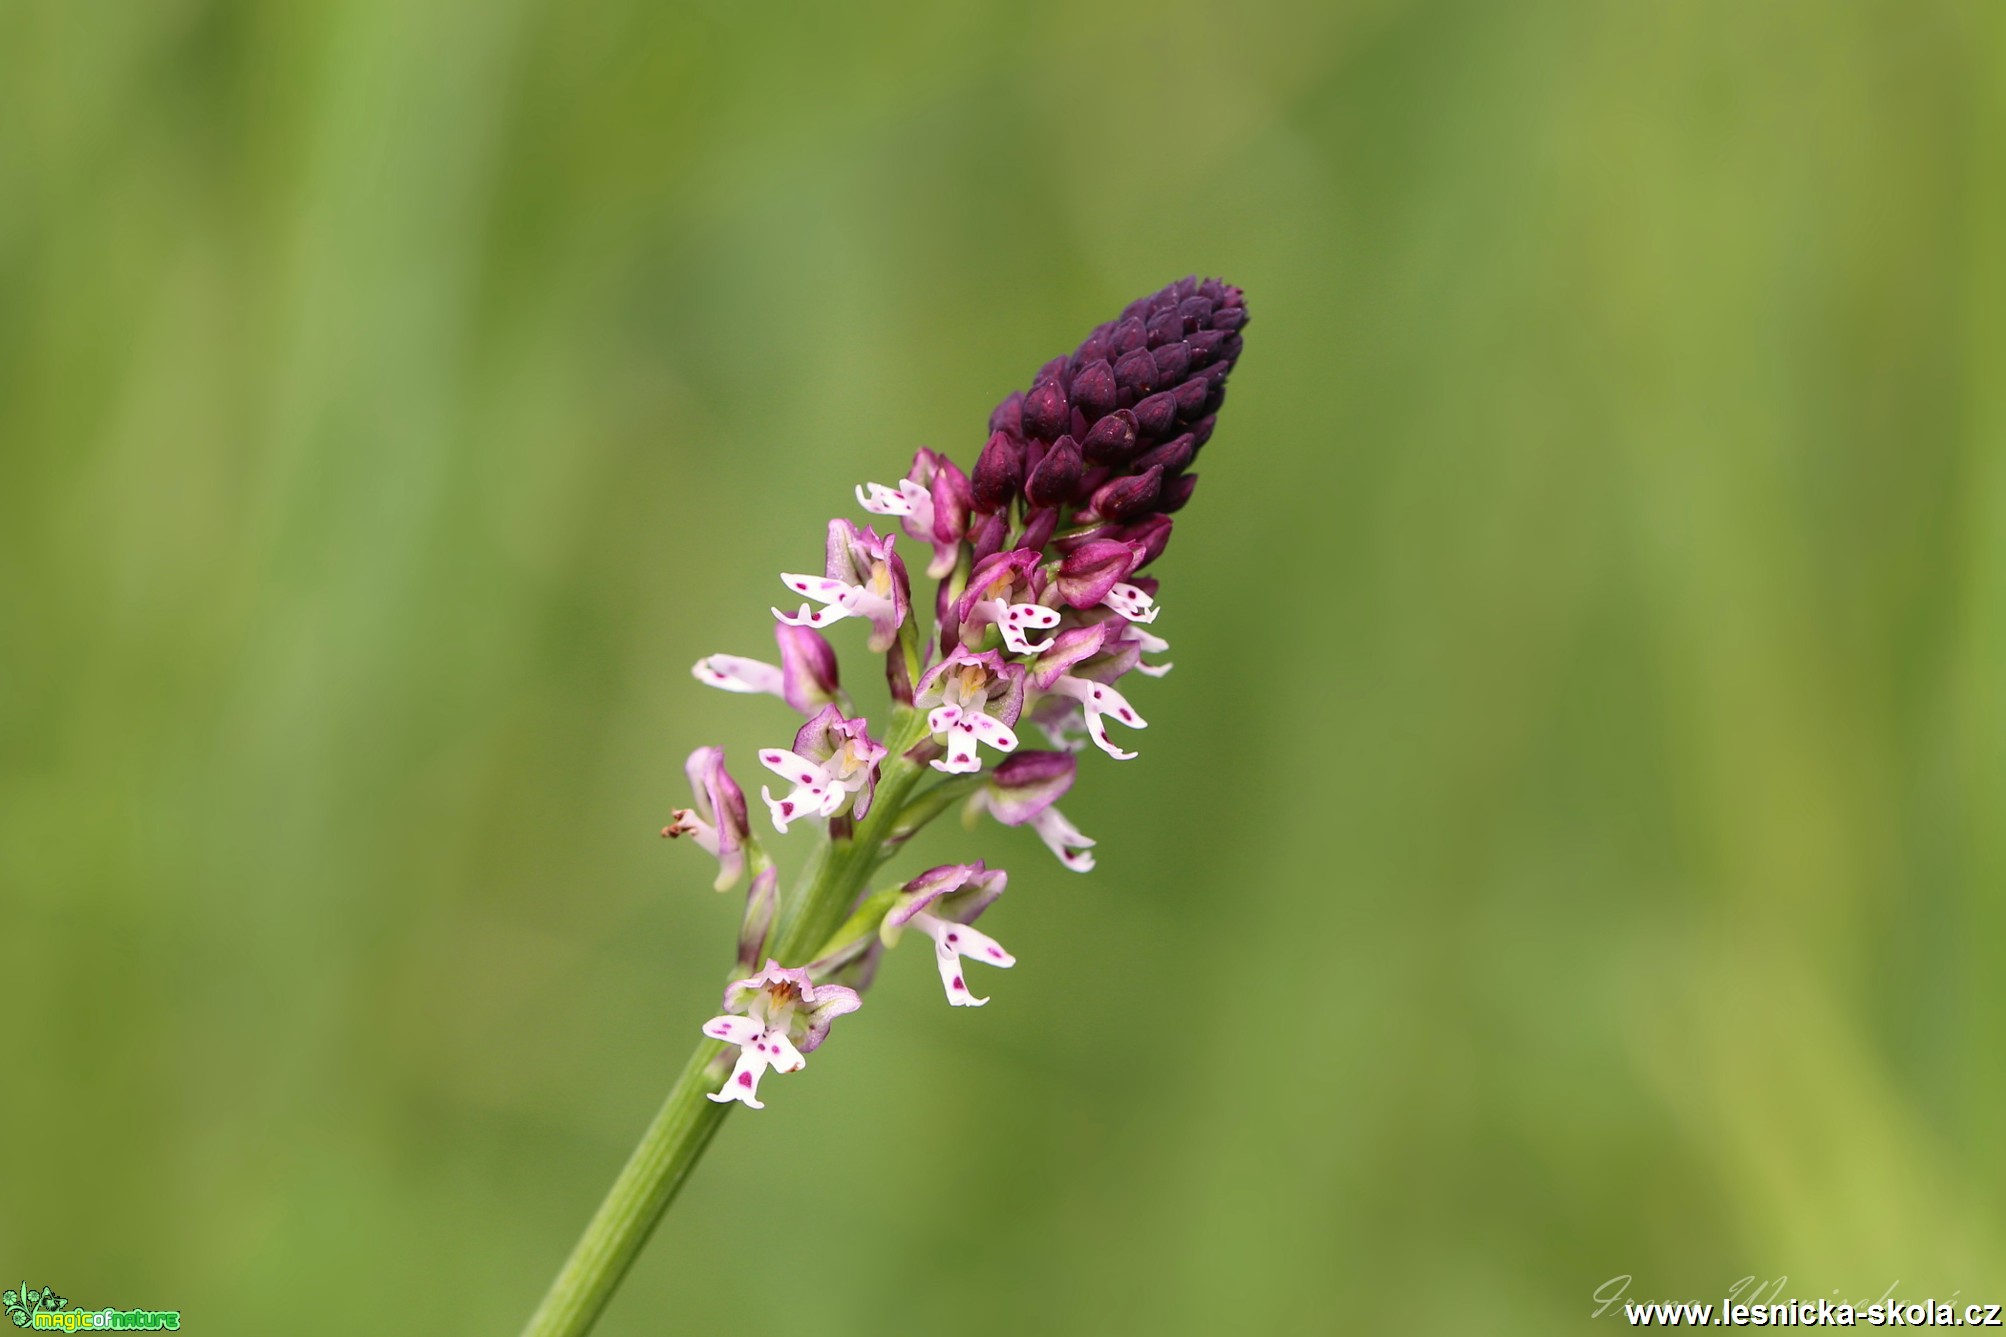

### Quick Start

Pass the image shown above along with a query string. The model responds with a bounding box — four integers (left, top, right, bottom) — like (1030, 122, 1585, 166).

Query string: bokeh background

(5, 1, 2004, 1332)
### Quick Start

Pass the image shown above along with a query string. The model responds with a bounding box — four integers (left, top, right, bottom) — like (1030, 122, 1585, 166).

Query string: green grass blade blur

(3, 2, 2003, 1333)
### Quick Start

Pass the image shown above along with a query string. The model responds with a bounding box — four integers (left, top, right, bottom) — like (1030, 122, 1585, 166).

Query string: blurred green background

(5, 1, 2004, 1332)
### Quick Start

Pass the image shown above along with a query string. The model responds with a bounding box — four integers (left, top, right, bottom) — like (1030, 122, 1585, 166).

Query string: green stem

(519, 710, 932, 1337)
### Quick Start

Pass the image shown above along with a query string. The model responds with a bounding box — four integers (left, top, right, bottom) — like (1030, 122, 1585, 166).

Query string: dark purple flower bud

(971, 431, 1024, 513)
(1038, 356, 1071, 387)
(1173, 374, 1208, 418)
(1055, 539, 1144, 609)
(1081, 409, 1140, 465)
(1117, 514, 1173, 566)
(1020, 506, 1060, 554)
(1075, 333, 1109, 365)
(1133, 433, 1194, 477)
(1107, 316, 1147, 357)
(1188, 413, 1217, 448)
(1185, 329, 1226, 367)
(1071, 358, 1118, 421)
(1159, 472, 1198, 513)
(1023, 379, 1069, 442)
(1024, 435, 1082, 508)
(1151, 340, 1191, 384)
(1090, 465, 1162, 522)
(1113, 348, 1158, 399)
(1133, 390, 1179, 439)
(1212, 304, 1248, 331)
(968, 509, 1009, 565)
(1177, 296, 1213, 326)
(990, 391, 1024, 437)
(1146, 308, 1184, 347)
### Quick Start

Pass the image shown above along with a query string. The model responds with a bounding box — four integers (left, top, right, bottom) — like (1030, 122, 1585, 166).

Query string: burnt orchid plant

(522, 278, 1250, 1337)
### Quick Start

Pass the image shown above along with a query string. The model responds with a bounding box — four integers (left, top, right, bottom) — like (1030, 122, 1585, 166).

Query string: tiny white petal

(999, 622, 1057, 655)
(765, 1030, 806, 1073)
(693, 654, 783, 695)
(964, 713, 1019, 752)
(707, 1048, 771, 1108)
(781, 573, 853, 602)
(1080, 710, 1138, 761)
(1006, 604, 1062, 628)
(1102, 582, 1160, 623)
(856, 482, 914, 515)
(773, 603, 852, 628)
(758, 749, 824, 786)
(702, 1015, 763, 1045)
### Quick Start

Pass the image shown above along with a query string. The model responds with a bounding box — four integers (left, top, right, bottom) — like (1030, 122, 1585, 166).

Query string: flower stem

(519, 712, 931, 1337)
(517, 1038, 731, 1337)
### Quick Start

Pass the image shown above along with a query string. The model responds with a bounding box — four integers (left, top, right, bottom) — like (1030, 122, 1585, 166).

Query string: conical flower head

(982, 277, 1248, 556)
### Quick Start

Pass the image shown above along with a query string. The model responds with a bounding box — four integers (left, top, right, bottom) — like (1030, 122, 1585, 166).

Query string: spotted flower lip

(774, 519, 911, 653)
(702, 959, 862, 1107)
(882, 863, 1014, 1006)
(693, 624, 841, 714)
(963, 750, 1098, 873)
(758, 706, 885, 832)
(662, 746, 753, 891)
(953, 549, 1061, 655)
(1042, 674, 1148, 761)
(915, 648, 1027, 774)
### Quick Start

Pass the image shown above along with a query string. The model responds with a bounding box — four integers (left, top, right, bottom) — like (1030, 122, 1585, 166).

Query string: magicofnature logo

(4, 1284, 178, 1331)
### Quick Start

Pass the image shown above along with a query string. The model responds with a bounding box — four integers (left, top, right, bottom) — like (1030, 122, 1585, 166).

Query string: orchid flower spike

(669, 277, 1247, 1089)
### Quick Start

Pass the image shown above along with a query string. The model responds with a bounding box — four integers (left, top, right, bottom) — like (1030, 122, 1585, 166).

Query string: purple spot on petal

(737, 1071, 753, 1088)
(952, 976, 966, 991)
(781, 802, 795, 816)
(946, 932, 959, 944)
(988, 947, 1004, 958)
(1119, 710, 1134, 722)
